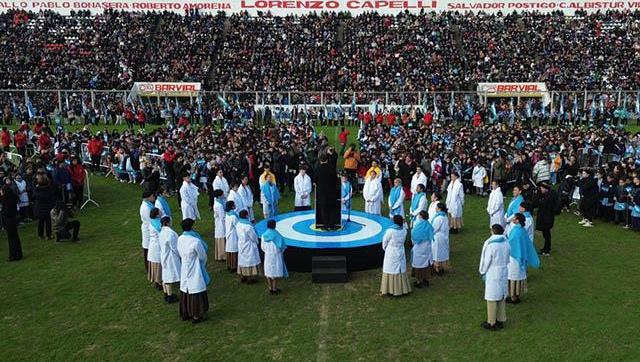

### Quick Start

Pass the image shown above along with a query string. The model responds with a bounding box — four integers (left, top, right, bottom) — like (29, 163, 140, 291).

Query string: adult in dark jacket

(52, 160, 72, 202)
(1, 184, 23, 261)
(32, 175, 56, 240)
(315, 154, 339, 230)
(577, 168, 599, 227)
(534, 182, 558, 256)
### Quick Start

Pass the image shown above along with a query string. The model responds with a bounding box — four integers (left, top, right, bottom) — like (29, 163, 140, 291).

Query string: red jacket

(423, 112, 433, 126)
(375, 113, 384, 124)
(137, 110, 146, 124)
(38, 134, 51, 150)
(338, 130, 349, 144)
(87, 139, 104, 156)
(1, 130, 11, 148)
(69, 165, 86, 186)
(14, 132, 26, 148)
(472, 113, 482, 127)
(386, 113, 395, 126)
(163, 150, 176, 164)
(178, 116, 189, 128)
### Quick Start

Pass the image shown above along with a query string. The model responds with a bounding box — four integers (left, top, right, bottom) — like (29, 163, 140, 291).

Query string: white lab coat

(294, 173, 312, 207)
(237, 221, 261, 268)
(238, 184, 255, 220)
(411, 220, 433, 268)
(410, 172, 427, 194)
(212, 176, 229, 198)
(479, 235, 511, 301)
(180, 181, 200, 220)
(213, 201, 225, 238)
(147, 224, 161, 263)
(177, 234, 208, 294)
(382, 226, 408, 274)
(525, 216, 535, 243)
(159, 226, 181, 283)
(486, 187, 505, 227)
(140, 200, 153, 249)
(409, 193, 427, 220)
(427, 201, 438, 220)
(431, 213, 450, 262)
(363, 176, 382, 215)
(387, 187, 405, 218)
(224, 213, 239, 253)
(472, 165, 487, 188)
(261, 237, 286, 278)
(446, 178, 464, 218)
(228, 189, 242, 213)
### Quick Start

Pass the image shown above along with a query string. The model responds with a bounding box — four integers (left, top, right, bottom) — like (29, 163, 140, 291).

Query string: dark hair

(161, 216, 171, 226)
(520, 202, 532, 212)
(432, 192, 441, 200)
(417, 183, 425, 192)
(142, 191, 154, 198)
(213, 189, 223, 198)
(436, 202, 447, 213)
(225, 200, 235, 212)
(150, 207, 160, 219)
(491, 224, 504, 235)
(514, 213, 526, 227)
(267, 219, 276, 229)
(419, 210, 428, 220)
(392, 215, 403, 226)
(181, 218, 194, 231)
(239, 210, 248, 219)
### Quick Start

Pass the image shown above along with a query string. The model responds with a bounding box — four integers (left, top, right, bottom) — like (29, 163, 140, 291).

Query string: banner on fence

(2, 0, 637, 15)
(131, 82, 201, 97)
(477, 82, 551, 105)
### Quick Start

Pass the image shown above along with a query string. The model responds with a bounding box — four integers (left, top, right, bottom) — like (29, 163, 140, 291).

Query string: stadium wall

(1, 0, 637, 15)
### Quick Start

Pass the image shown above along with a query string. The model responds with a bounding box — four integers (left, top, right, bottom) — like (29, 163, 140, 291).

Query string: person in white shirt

(224, 200, 239, 272)
(177, 218, 209, 323)
(180, 174, 200, 220)
(211, 169, 229, 201)
(478, 224, 510, 331)
(212, 189, 226, 261)
(446, 172, 465, 233)
(236, 210, 262, 284)
(147, 208, 163, 290)
(159, 216, 181, 303)
(486, 180, 505, 228)
(431, 202, 450, 275)
(238, 175, 255, 222)
(293, 166, 313, 211)
(387, 178, 405, 218)
(228, 182, 243, 215)
(411, 166, 428, 195)
(140, 191, 156, 273)
(261, 220, 288, 295)
(363, 170, 383, 215)
(380, 215, 411, 296)
(409, 184, 428, 224)
(427, 192, 441, 220)
(472, 162, 487, 195)
(411, 211, 434, 288)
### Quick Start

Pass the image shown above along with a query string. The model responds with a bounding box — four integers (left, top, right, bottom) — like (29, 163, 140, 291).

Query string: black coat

(32, 183, 56, 219)
(535, 190, 558, 230)
(315, 162, 338, 205)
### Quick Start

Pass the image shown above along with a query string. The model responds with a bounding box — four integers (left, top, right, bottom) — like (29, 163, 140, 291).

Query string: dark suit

(2, 187, 23, 261)
(315, 162, 340, 229)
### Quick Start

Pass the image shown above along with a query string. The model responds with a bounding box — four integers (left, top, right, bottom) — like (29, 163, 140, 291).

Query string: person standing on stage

(212, 189, 226, 262)
(238, 175, 255, 222)
(236, 210, 262, 284)
(506, 213, 540, 304)
(315, 154, 340, 230)
(1, 184, 23, 261)
(409, 184, 427, 223)
(478, 224, 510, 331)
(431, 202, 450, 275)
(341, 173, 352, 215)
(363, 169, 383, 215)
(411, 211, 434, 288)
(388, 178, 405, 218)
(446, 172, 465, 233)
(140, 191, 156, 272)
(261, 220, 288, 295)
(380, 215, 411, 296)
(486, 180, 505, 228)
(260, 174, 280, 218)
(177, 218, 210, 323)
(180, 173, 200, 220)
(224, 201, 239, 272)
(294, 166, 312, 211)
(159, 216, 181, 304)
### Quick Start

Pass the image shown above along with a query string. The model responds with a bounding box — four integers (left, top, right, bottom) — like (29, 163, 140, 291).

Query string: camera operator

(51, 201, 80, 242)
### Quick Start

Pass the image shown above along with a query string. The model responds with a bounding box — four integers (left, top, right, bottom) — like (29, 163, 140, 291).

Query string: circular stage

(255, 210, 393, 272)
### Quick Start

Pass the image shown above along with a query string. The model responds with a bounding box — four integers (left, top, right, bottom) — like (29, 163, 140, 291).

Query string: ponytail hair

(514, 213, 526, 227)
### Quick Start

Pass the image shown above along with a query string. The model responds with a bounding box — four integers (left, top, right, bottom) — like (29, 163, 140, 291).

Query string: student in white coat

(431, 202, 450, 275)
(478, 224, 511, 331)
(228, 182, 243, 215)
(147, 208, 163, 290)
(518, 203, 535, 243)
(388, 178, 405, 218)
(261, 219, 288, 295)
(380, 215, 411, 296)
(446, 172, 465, 233)
(503, 185, 524, 237)
(363, 170, 383, 215)
(409, 184, 428, 224)
(472, 162, 487, 195)
(224, 200, 239, 272)
(238, 175, 255, 222)
(212, 189, 226, 261)
(411, 211, 434, 288)
(506, 213, 540, 305)
(155, 187, 172, 220)
(236, 210, 262, 284)
(211, 169, 229, 201)
(427, 192, 441, 220)
(180, 174, 200, 220)
(177, 218, 209, 323)
(140, 191, 156, 273)
(294, 167, 313, 211)
(159, 216, 181, 303)
(411, 166, 428, 195)
(486, 180, 505, 228)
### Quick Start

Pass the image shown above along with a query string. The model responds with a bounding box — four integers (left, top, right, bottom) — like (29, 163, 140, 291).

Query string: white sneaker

(578, 219, 587, 225)
(623, 225, 630, 229)
(583, 221, 593, 228)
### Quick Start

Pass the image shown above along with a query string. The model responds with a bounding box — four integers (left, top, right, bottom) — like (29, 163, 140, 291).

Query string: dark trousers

(73, 185, 83, 207)
(56, 220, 80, 241)
(90, 155, 101, 172)
(540, 228, 552, 253)
(316, 202, 339, 230)
(5, 217, 23, 261)
(38, 215, 52, 238)
(294, 206, 311, 212)
(580, 201, 596, 222)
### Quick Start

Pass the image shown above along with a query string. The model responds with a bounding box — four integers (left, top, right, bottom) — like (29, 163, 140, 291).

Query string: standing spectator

(338, 127, 350, 154)
(52, 160, 72, 202)
(533, 156, 551, 184)
(33, 173, 56, 240)
(14, 129, 27, 157)
(1, 183, 23, 261)
(162, 146, 177, 192)
(534, 182, 558, 256)
(87, 135, 104, 173)
(68, 158, 86, 208)
(1, 127, 11, 152)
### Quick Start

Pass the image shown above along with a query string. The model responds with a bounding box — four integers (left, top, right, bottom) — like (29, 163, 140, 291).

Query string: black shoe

(72, 237, 80, 242)
(247, 279, 258, 285)
(537, 249, 544, 255)
(167, 295, 179, 304)
(413, 281, 423, 288)
(191, 317, 203, 324)
(495, 321, 504, 329)
(240, 277, 248, 283)
(269, 290, 276, 295)
(506, 297, 514, 304)
(274, 288, 281, 294)
(423, 280, 430, 287)
(481, 321, 497, 331)
(155, 283, 163, 291)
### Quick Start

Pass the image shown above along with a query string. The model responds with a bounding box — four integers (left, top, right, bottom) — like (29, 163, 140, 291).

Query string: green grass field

(0, 124, 639, 361)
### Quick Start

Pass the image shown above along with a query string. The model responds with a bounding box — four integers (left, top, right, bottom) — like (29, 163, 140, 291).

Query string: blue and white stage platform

(255, 210, 393, 272)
